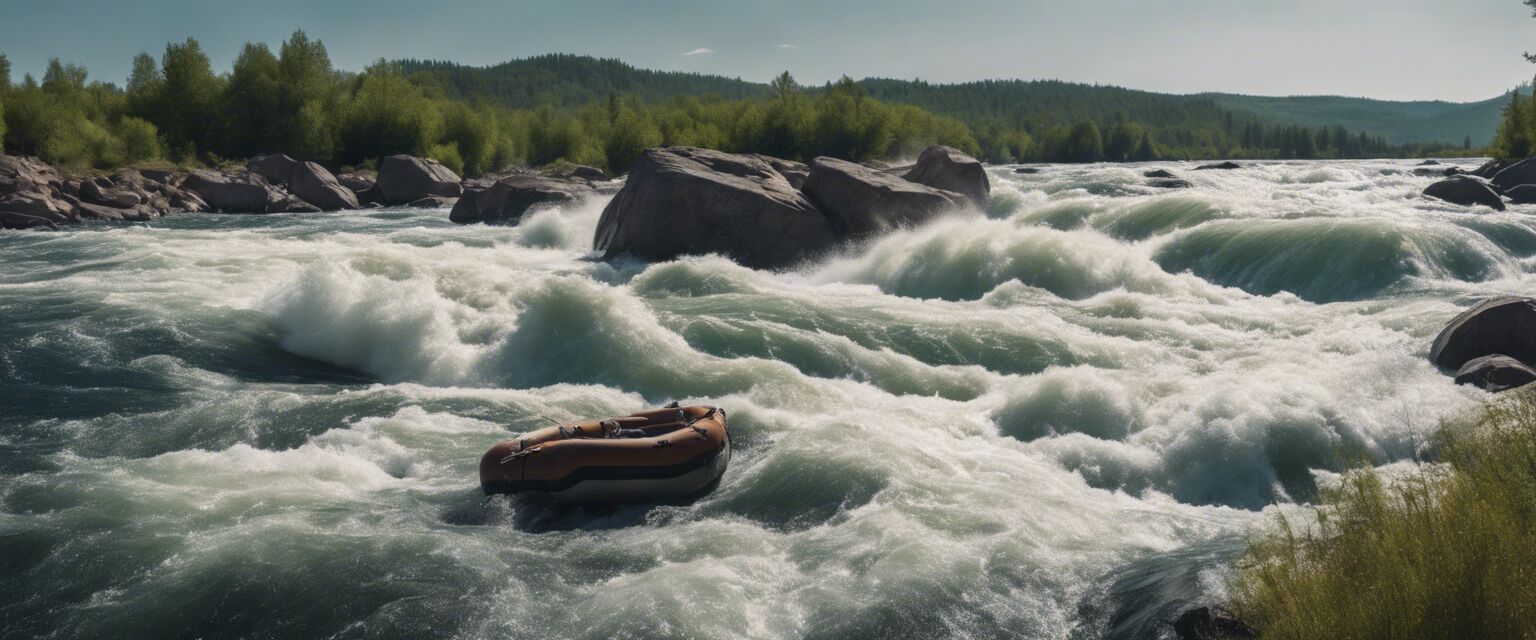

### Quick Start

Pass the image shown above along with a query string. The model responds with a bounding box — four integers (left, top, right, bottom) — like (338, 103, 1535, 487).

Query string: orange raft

(480, 406, 730, 503)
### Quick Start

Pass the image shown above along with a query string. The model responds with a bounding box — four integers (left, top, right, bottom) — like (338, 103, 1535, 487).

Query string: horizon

(2, 0, 1533, 104)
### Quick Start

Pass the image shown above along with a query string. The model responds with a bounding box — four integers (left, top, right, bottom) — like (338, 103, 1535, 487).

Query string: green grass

(1230, 391, 1536, 640)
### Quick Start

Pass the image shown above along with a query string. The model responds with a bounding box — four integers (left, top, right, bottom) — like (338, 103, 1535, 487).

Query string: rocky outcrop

(1507, 185, 1536, 205)
(1172, 606, 1256, 640)
(247, 153, 298, 184)
(450, 175, 591, 225)
(182, 170, 288, 213)
(407, 195, 458, 208)
(288, 162, 359, 211)
(1454, 354, 1536, 392)
(751, 155, 810, 189)
(593, 146, 836, 269)
(1144, 169, 1176, 179)
(1491, 157, 1536, 193)
(1194, 161, 1243, 171)
(1431, 297, 1536, 370)
(802, 156, 969, 240)
(901, 145, 990, 207)
(1423, 175, 1506, 211)
(1471, 159, 1515, 180)
(79, 177, 142, 209)
(376, 155, 462, 204)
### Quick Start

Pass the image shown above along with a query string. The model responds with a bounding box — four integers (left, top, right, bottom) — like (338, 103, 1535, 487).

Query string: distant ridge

(394, 54, 1505, 146)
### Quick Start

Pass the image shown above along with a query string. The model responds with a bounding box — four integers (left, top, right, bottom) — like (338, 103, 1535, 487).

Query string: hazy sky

(2, 0, 1533, 102)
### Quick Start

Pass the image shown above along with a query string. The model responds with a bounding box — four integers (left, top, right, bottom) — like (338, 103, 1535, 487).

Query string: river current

(0, 160, 1515, 639)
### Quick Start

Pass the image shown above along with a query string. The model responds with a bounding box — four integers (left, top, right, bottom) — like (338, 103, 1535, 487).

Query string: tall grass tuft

(1230, 390, 1536, 640)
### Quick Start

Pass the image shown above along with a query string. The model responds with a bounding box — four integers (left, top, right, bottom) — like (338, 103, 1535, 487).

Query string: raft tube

(480, 405, 730, 504)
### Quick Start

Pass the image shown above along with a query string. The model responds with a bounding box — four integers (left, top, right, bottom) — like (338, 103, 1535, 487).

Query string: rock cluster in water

(1420, 157, 1536, 211)
(592, 144, 989, 268)
(1431, 296, 1536, 392)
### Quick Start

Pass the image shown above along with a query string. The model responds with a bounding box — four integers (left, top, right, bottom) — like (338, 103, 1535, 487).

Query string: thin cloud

(682, 48, 715, 56)
(777, 44, 796, 49)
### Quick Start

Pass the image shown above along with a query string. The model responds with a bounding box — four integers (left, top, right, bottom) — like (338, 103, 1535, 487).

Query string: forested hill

(395, 55, 767, 108)
(397, 54, 1502, 147)
(1199, 92, 1507, 146)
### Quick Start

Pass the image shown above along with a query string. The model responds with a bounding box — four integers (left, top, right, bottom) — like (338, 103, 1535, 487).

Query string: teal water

(0, 160, 1522, 639)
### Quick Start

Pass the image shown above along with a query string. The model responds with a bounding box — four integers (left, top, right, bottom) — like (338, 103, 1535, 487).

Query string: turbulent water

(0, 160, 1522, 639)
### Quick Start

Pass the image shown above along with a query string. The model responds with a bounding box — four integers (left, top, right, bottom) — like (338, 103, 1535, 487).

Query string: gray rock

(80, 177, 141, 209)
(750, 155, 810, 189)
(1507, 184, 1536, 205)
(406, 195, 458, 208)
(901, 145, 990, 207)
(376, 155, 462, 204)
(1149, 178, 1194, 189)
(288, 162, 359, 211)
(0, 191, 75, 223)
(1172, 606, 1255, 640)
(1194, 161, 1243, 171)
(592, 146, 836, 269)
(0, 154, 63, 195)
(1431, 297, 1536, 370)
(1471, 159, 1513, 180)
(1492, 157, 1536, 192)
(1454, 354, 1536, 392)
(1143, 169, 1177, 179)
(1424, 175, 1506, 211)
(0, 211, 59, 230)
(337, 172, 376, 194)
(1419, 159, 1442, 166)
(802, 156, 969, 241)
(182, 170, 288, 213)
(559, 164, 609, 181)
(450, 175, 590, 225)
(247, 153, 298, 184)
(1014, 167, 1042, 174)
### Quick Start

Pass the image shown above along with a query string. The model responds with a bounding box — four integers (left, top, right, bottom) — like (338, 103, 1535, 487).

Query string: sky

(1, 0, 1533, 103)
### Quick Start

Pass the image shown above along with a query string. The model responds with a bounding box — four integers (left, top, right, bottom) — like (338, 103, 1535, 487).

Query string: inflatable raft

(480, 405, 730, 503)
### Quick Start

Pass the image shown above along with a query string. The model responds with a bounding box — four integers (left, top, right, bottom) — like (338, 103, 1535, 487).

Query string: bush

(114, 116, 161, 163)
(1230, 390, 1536, 639)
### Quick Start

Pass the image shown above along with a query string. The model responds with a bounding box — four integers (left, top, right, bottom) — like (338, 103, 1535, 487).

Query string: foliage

(1230, 391, 1536, 639)
(0, 40, 1474, 177)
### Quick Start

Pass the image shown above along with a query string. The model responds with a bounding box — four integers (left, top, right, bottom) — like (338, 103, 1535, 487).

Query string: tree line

(0, 33, 1472, 177)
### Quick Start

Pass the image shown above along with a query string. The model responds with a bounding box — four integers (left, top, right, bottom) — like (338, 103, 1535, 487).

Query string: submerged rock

(376, 155, 462, 204)
(1423, 175, 1505, 211)
(450, 175, 591, 225)
(288, 161, 359, 211)
(802, 156, 969, 241)
(900, 144, 990, 207)
(407, 195, 458, 208)
(1150, 178, 1194, 189)
(1454, 355, 1536, 392)
(1172, 606, 1256, 639)
(592, 146, 835, 269)
(1194, 161, 1243, 171)
(1144, 169, 1177, 179)
(1431, 297, 1536, 370)
(1014, 166, 1042, 174)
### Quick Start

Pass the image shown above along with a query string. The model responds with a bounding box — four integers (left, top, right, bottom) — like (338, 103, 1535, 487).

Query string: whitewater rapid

(1, 160, 1521, 639)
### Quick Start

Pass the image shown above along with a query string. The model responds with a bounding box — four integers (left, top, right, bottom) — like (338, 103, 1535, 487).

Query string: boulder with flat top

(1455, 354, 1536, 392)
(376, 155, 462, 204)
(182, 170, 288, 213)
(901, 144, 990, 207)
(1424, 175, 1506, 211)
(288, 162, 359, 211)
(451, 175, 591, 225)
(592, 146, 836, 269)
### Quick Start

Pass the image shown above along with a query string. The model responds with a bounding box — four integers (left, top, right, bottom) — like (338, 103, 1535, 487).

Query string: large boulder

(450, 175, 590, 225)
(750, 155, 810, 189)
(247, 153, 298, 184)
(288, 162, 359, 211)
(1430, 297, 1536, 370)
(1492, 157, 1536, 192)
(1455, 355, 1536, 392)
(1424, 175, 1506, 211)
(0, 191, 75, 224)
(1471, 159, 1515, 180)
(1144, 169, 1177, 179)
(901, 145, 990, 207)
(592, 146, 836, 269)
(0, 211, 59, 230)
(0, 154, 63, 195)
(802, 156, 969, 240)
(376, 155, 462, 204)
(182, 170, 288, 213)
(1507, 184, 1536, 205)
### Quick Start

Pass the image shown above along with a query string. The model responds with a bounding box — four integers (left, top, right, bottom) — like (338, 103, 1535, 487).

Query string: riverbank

(1222, 389, 1536, 638)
